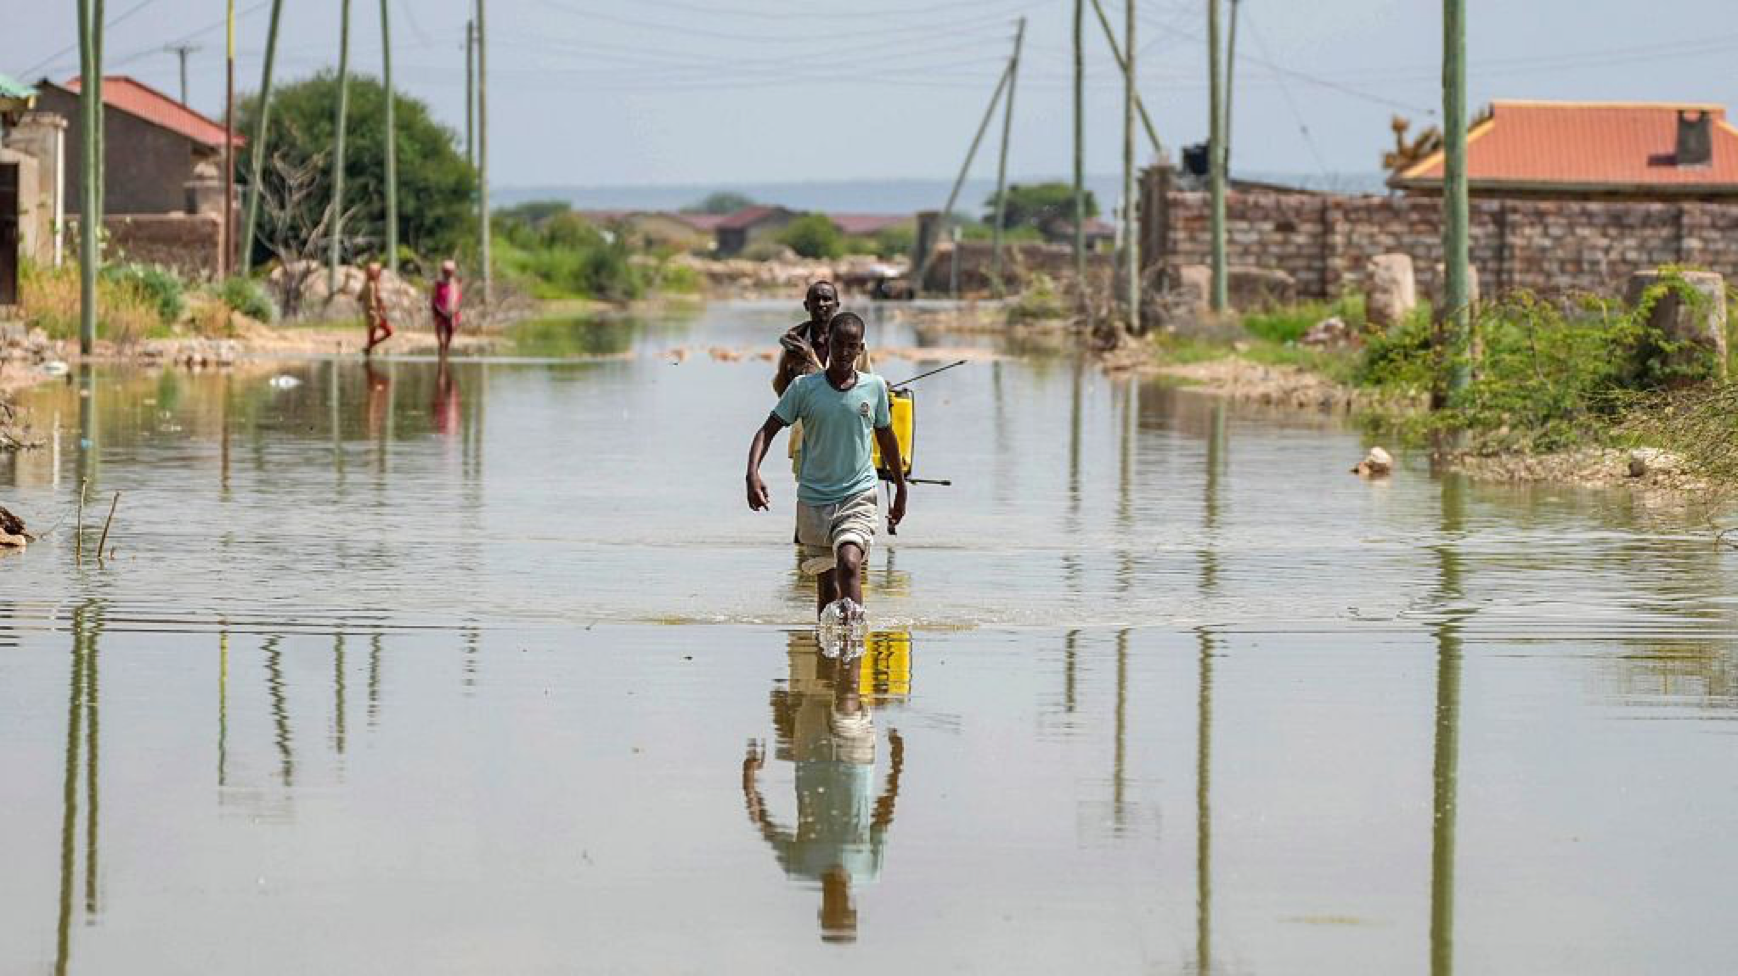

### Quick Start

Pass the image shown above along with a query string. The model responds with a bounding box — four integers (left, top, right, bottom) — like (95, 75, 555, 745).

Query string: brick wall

(1149, 188, 1738, 300)
(67, 214, 222, 277)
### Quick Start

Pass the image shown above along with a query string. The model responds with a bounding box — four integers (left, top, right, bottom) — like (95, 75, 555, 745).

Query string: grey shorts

(794, 489, 879, 573)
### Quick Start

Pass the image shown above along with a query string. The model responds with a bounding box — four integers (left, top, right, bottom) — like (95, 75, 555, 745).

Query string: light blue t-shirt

(773, 371, 891, 506)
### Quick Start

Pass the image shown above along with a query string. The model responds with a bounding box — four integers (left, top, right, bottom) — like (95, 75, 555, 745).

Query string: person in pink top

(431, 260, 462, 357)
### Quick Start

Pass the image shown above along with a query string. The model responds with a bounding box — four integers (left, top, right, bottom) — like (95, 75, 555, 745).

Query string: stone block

(1625, 269, 1728, 383)
(1365, 253, 1417, 329)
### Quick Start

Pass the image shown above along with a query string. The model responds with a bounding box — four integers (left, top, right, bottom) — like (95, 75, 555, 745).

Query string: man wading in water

(773, 281, 871, 476)
(748, 313, 907, 623)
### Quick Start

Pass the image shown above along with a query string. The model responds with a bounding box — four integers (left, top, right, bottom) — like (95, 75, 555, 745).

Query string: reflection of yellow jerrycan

(871, 389, 915, 480)
(860, 630, 912, 699)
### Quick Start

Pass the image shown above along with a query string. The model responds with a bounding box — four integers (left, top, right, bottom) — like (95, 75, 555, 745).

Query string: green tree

(779, 212, 843, 260)
(683, 191, 756, 215)
(982, 182, 1099, 232)
(238, 72, 475, 266)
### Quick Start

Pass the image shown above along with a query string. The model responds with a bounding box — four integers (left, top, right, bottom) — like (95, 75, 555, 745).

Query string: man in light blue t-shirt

(747, 313, 907, 620)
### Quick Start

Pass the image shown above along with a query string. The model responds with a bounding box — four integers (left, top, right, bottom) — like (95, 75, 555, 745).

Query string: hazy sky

(7, 1, 1738, 189)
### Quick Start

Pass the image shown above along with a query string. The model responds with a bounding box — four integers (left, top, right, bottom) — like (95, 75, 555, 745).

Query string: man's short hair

(830, 312, 866, 338)
(806, 280, 838, 300)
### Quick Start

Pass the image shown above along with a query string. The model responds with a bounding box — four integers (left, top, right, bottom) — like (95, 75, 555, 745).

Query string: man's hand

(747, 473, 771, 511)
(888, 482, 908, 527)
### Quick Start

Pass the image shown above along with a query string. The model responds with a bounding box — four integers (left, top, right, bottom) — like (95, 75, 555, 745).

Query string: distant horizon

(495, 171, 1391, 216)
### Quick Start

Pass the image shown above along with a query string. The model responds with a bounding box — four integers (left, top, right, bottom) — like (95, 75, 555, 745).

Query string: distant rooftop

(1393, 100, 1738, 195)
(62, 75, 243, 149)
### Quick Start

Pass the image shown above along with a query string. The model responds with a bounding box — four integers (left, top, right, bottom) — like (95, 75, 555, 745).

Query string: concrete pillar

(2, 111, 65, 266)
(1626, 269, 1728, 383)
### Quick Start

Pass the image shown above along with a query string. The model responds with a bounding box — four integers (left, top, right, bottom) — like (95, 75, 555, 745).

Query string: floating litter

(268, 375, 302, 389)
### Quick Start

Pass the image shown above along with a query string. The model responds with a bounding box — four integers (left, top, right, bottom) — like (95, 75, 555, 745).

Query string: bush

(21, 261, 159, 344)
(778, 213, 843, 260)
(1241, 293, 1369, 345)
(101, 263, 185, 325)
(1006, 273, 1068, 324)
(217, 276, 277, 322)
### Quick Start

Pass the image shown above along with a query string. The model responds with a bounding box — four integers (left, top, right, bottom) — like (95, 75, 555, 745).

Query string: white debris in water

(268, 374, 303, 389)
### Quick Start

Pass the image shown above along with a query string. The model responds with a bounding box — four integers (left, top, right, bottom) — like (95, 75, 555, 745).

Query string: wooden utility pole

(78, 0, 99, 354)
(166, 44, 198, 105)
(989, 17, 1025, 298)
(465, 18, 476, 168)
(916, 62, 1013, 288)
(1441, 0, 1471, 400)
(329, 0, 352, 293)
(1121, 0, 1138, 331)
(1090, 0, 1162, 158)
(380, 0, 398, 274)
(241, 0, 285, 275)
(1226, 0, 1240, 172)
(1207, 0, 1228, 313)
(478, 0, 491, 306)
(223, 0, 236, 278)
(1073, 0, 1086, 319)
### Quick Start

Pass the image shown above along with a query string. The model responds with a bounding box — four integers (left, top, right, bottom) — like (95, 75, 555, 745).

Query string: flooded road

(3, 302, 1736, 973)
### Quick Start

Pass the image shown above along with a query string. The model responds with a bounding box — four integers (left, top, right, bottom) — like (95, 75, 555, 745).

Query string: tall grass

(20, 262, 161, 346)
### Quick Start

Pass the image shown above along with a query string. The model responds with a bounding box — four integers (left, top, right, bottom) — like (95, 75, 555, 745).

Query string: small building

(714, 205, 797, 256)
(828, 213, 911, 239)
(34, 75, 243, 217)
(1391, 100, 1738, 201)
(1038, 216, 1116, 252)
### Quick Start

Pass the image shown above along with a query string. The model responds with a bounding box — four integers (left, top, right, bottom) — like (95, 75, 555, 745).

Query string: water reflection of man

(742, 632, 905, 943)
(364, 361, 391, 438)
(432, 360, 460, 436)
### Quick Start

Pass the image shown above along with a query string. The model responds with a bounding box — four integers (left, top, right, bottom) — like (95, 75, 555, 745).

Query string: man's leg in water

(816, 569, 840, 618)
(835, 543, 865, 610)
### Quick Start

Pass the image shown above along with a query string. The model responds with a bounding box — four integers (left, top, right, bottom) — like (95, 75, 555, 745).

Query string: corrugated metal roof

(829, 213, 909, 235)
(714, 205, 793, 231)
(1397, 100, 1738, 192)
(64, 75, 243, 149)
(0, 73, 37, 100)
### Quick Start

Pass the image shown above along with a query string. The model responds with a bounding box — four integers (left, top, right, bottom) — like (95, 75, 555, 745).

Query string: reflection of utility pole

(1112, 629, 1129, 830)
(218, 630, 230, 785)
(55, 604, 88, 976)
(333, 633, 348, 754)
(263, 636, 294, 786)
(1196, 628, 1215, 976)
(165, 43, 199, 104)
(1430, 474, 1467, 976)
(989, 17, 1026, 298)
(84, 606, 102, 916)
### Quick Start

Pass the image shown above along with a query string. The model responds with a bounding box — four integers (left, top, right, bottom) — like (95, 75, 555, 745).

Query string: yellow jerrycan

(872, 388, 915, 480)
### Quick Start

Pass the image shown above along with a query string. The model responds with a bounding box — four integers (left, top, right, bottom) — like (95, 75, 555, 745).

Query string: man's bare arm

(746, 413, 788, 510)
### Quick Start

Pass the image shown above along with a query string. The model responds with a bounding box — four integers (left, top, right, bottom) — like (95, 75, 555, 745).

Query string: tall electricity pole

(915, 62, 1012, 289)
(1207, 0, 1228, 313)
(241, 0, 285, 275)
(78, 0, 100, 353)
(329, 0, 352, 293)
(1441, 0, 1471, 401)
(478, 0, 491, 306)
(380, 0, 398, 274)
(465, 18, 476, 168)
(1091, 0, 1163, 158)
(166, 43, 198, 105)
(1121, 0, 1138, 332)
(1072, 0, 1087, 322)
(989, 17, 1025, 298)
(93, 0, 105, 223)
(223, 0, 235, 278)
(1226, 0, 1241, 172)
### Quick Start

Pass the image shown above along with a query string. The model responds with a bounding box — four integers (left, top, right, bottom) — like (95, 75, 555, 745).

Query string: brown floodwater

(2, 301, 1736, 974)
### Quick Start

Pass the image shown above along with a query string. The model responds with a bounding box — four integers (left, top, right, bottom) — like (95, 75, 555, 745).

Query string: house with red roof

(1391, 100, 1738, 201)
(34, 75, 243, 217)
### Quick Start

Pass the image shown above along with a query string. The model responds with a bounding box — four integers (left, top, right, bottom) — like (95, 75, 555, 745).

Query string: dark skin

(748, 324, 907, 615)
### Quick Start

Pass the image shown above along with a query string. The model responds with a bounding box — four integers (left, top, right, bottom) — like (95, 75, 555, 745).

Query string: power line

(17, 0, 164, 78)
(1243, 7, 1331, 178)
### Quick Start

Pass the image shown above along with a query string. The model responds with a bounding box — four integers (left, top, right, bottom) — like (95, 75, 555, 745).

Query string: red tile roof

(64, 75, 243, 149)
(714, 205, 793, 230)
(1395, 101, 1738, 194)
(829, 213, 909, 235)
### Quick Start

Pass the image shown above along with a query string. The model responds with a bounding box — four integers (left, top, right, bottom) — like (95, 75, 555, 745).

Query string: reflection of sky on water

(2, 302, 1737, 973)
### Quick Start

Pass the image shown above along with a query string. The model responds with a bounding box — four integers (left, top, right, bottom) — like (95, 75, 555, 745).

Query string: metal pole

(380, 0, 398, 274)
(465, 19, 475, 168)
(167, 44, 196, 105)
(478, 0, 491, 306)
(1226, 0, 1240, 173)
(241, 0, 284, 275)
(223, 0, 235, 278)
(1442, 0, 1471, 399)
(93, 0, 105, 224)
(989, 17, 1025, 299)
(1073, 0, 1087, 323)
(78, 0, 98, 354)
(329, 0, 352, 294)
(1207, 0, 1228, 313)
(915, 61, 1013, 288)
(1122, 0, 1138, 331)
(1091, 0, 1163, 158)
